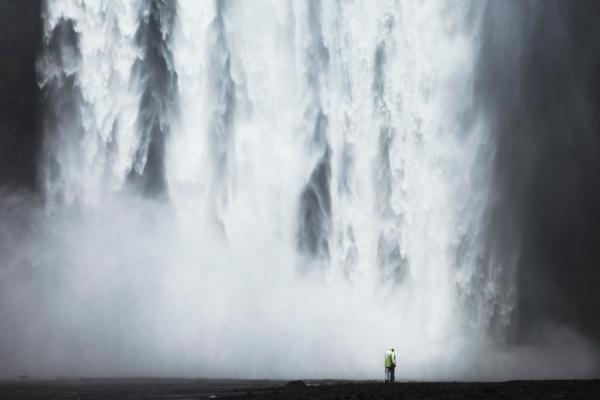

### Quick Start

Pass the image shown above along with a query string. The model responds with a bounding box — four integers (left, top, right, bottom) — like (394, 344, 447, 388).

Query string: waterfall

(39, 0, 142, 206)
(21, 0, 516, 379)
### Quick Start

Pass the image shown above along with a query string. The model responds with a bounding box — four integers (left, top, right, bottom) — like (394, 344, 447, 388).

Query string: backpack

(384, 353, 393, 368)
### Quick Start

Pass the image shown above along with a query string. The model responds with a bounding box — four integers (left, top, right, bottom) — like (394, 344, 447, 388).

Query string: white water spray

(9, 0, 579, 380)
(167, 0, 497, 377)
(38, 0, 141, 206)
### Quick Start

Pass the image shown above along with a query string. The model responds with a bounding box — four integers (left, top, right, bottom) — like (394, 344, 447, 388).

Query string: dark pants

(385, 367, 395, 382)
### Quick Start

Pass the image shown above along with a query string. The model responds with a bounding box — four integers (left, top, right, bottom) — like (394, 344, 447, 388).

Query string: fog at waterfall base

(1, 191, 596, 380)
(0, 0, 599, 380)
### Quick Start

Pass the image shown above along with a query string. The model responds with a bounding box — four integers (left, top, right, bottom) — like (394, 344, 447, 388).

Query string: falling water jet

(128, 0, 178, 199)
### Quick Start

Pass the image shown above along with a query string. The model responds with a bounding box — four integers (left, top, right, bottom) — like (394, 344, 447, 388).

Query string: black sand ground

(1, 378, 599, 399)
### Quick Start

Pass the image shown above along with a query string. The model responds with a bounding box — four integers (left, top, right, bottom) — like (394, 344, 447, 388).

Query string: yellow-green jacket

(384, 350, 396, 368)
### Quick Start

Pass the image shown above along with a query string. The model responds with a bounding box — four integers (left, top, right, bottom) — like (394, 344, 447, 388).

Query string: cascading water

(3, 0, 530, 379)
(38, 0, 141, 206)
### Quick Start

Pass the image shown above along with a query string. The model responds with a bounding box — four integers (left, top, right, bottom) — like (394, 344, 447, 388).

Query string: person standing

(384, 348, 396, 383)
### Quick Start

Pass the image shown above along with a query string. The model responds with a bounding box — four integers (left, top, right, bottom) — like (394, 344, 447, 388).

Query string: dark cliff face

(0, 0, 42, 191)
(479, 0, 600, 346)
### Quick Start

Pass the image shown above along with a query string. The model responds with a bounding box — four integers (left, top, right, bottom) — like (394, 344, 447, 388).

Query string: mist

(0, 0, 599, 380)
(1, 190, 595, 380)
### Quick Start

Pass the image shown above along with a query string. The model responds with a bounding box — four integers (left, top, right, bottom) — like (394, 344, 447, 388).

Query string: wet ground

(0, 378, 599, 399)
